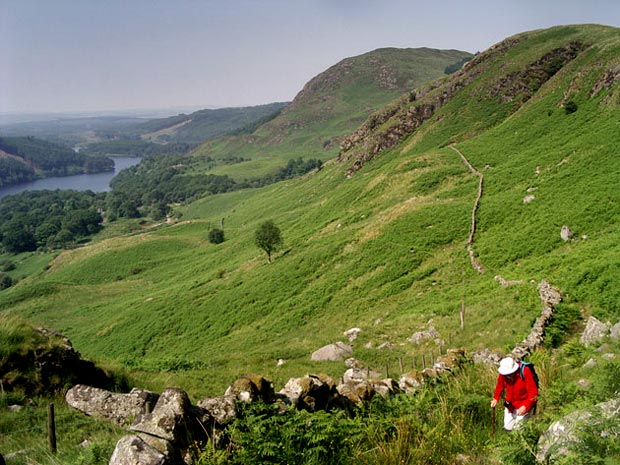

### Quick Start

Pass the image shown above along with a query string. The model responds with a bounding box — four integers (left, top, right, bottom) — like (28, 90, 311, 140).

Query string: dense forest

(0, 136, 114, 187)
(0, 190, 105, 253)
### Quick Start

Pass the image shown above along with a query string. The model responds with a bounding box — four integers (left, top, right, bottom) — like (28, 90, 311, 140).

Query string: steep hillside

(188, 47, 472, 178)
(1, 24, 620, 404)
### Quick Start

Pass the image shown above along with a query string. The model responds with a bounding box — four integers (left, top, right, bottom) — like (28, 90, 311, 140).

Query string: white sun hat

(498, 357, 519, 375)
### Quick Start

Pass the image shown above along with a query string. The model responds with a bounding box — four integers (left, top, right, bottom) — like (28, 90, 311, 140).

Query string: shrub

(564, 100, 578, 114)
(208, 228, 225, 244)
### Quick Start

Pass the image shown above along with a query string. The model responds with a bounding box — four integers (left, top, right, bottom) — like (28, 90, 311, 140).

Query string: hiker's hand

(491, 399, 498, 408)
(517, 406, 527, 416)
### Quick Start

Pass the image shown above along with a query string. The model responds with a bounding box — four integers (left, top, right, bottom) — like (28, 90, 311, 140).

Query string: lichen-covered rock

(109, 435, 171, 465)
(408, 326, 440, 345)
(224, 374, 274, 403)
(434, 349, 468, 373)
(311, 342, 352, 361)
(279, 374, 337, 411)
(611, 322, 620, 341)
(197, 396, 236, 426)
(342, 367, 381, 384)
(130, 388, 194, 446)
(336, 380, 375, 406)
(66, 385, 159, 426)
(343, 328, 361, 342)
(398, 370, 425, 394)
(580, 316, 611, 346)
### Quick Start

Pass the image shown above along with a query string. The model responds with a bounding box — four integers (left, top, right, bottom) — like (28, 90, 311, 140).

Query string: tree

(254, 220, 283, 263)
(208, 228, 225, 244)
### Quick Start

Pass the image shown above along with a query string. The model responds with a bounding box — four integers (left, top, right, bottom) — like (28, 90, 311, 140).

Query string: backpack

(519, 361, 540, 389)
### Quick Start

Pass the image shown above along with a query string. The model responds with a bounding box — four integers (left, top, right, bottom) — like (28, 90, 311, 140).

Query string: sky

(1, 0, 620, 115)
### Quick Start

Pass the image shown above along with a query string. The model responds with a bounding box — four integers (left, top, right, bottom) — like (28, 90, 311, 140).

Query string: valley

(2, 24, 620, 465)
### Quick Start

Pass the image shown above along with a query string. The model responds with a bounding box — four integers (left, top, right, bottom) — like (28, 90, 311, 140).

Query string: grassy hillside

(187, 47, 473, 179)
(1, 24, 620, 410)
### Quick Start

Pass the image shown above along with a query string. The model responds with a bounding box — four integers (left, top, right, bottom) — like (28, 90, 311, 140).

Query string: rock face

(536, 397, 620, 462)
(311, 342, 353, 361)
(580, 316, 611, 346)
(66, 384, 159, 426)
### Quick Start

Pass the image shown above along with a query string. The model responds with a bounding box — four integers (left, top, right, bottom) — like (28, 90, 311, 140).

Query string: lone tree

(254, 220, 283, 263)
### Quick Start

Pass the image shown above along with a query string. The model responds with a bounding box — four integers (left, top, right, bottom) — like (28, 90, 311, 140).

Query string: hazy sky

(2, 0, 619, 114)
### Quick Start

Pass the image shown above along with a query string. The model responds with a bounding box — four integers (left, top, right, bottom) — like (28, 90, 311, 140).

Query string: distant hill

(190, 47, 474, 178)
(132, 102, 288, 144)
(0, 136, 113, 188)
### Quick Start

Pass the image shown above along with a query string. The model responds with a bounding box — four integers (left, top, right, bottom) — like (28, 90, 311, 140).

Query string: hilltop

(188, 47, 472, 178)
(1, 24, 619, 399)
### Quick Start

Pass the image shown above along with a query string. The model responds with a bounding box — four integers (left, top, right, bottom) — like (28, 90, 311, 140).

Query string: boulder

(224, 374, 274, 403)
(196, 396, 236, 426)
(109, 435, 171, 465)
(580, 316, 611, 347)
(471, 349, 503, 366)
(336, 380, 375, 406)
(398, 370, 425, 394)
(610, 322, 620, 341)
(311, 342, 352, 361)
(434, 349, 468, 373)
(408, 326, 440, 344)
(536, 398, 620, 462)
(278, 374, 337, 411)
(66, 385, 159, 426)
(130, 388, 196, 446)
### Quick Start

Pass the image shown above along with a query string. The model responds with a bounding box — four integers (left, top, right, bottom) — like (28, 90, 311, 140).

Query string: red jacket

(493, 363, 538, 413)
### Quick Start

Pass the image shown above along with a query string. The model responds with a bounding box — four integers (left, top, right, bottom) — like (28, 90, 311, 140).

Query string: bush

(208, 228, 225, 244)
(0, 272, 13, 290)
(564, 100, 578, 114)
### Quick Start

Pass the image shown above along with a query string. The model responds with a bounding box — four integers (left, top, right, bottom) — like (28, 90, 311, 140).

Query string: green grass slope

(187, 47, 472, 178)
(1, 25, 620, 401)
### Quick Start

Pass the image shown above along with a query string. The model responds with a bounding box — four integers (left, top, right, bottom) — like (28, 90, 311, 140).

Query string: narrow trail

(450, 144, 484, 273)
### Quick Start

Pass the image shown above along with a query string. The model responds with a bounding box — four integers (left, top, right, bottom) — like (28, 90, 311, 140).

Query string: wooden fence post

(398, 357, 403, 374)
(47, 403, 57, 454)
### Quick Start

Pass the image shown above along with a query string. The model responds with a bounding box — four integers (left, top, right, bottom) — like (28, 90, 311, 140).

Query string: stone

(560, 225, 573, 241)
(130, 388, 193, 445)
(408, 326, 440, 344)
(471, 349, 503, 366)
(8, 405, 23, 412)
(66, 385, 159, 426)
(343, 328, 361, 342)
(610, 322, 620, 341)
(109, 435, 171, 465)
(345, 358, 360, 368)
(224, 374, 274, 403)
(278, 374, 337, 411)
(583, 358, 598, 368)
(536, 398, 620, 462)
(523, 194, 535, 203)
(311, 342, 353, 361)
(196, 396, 237, 426)
(580, 316, 611, 346)
(377, 342, 393, 350)
(342, 367, 381, 384)
(398, 370, 425, 394)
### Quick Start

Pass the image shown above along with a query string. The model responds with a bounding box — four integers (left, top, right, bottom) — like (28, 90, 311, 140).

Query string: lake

(0, 156, 142, 200)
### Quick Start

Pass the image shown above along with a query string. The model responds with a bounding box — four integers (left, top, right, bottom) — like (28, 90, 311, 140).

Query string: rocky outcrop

(536, 397, 620, 462)
(66, 385, 159, 426)
(337, 39, 584, 177)
(590, 67, 620, 97)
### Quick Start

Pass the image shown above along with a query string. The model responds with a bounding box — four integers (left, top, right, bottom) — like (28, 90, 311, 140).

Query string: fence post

(47, 403, 57, 454)
(398, 357, 403, 374)
(422, 354, 426, 369)
(385, 363, 389, 379)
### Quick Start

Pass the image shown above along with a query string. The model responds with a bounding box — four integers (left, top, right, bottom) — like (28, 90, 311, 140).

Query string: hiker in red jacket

(491, 357, 538, 431)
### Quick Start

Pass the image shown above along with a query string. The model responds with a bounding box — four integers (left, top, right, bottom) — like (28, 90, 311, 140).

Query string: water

(0, 156, 141, 200)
